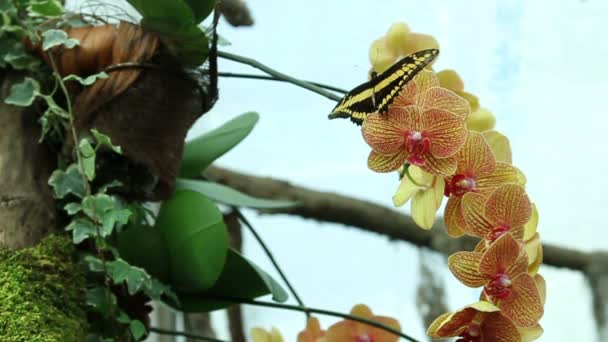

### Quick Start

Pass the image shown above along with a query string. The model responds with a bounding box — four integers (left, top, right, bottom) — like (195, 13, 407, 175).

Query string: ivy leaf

(82, 194, 131, 237)
(101, 209, 132, 236)
(180, 112, 259, 177)
(83, 255, 104, 272)
(108, 259, 149, 295)
(41, 29, 79, 51)
(28, 0, 64, 16)
(91, 129, 122, 154)
(63, 72, 109, 86)
(176, 179, 298, 209)
(79, 139, 96, 181)
(64, 202, 82, 215)
(5, 77, 40, 107)
(66, 218, 97, 244)
(129, 320, 147, 340)
(86, 286, 118, 317)
(48, 164, 86, 199)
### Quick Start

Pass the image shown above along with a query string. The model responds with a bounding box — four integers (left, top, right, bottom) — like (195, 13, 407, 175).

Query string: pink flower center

(487, 224, 510, 242)
(445, 174, 477, 197)
(404, 130, 430, 166)
(356, 334, 373, 342)
(485, 274, 513, 300)
(456, 322, 481, 342)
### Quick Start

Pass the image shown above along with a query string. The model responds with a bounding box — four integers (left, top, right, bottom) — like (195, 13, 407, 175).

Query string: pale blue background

(67, 1, 608, 341)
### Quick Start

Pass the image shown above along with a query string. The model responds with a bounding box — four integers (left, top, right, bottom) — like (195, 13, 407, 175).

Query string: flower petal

(408, 165, 434, 185)
(476, 162, 524, 195)
(421, 108, 468, 158)
(437, 69, 464, 92)
(327, 305, 401, 342)
(385, 22, 411, 56)
(368, 150, 407, 173)
(298, 317, 325, 342)
(479, 233, 527, 277)
(483, 130, 511, 163)
(519, 324, 544, 342)
(523, 203, 539, 241)
(421, 154, 457, 176)
(461, 192, 494, 239)
(412, 69, 439, 99)
(534, 274, 546, 306)
(448, 251, 487, 287)
(420, 87, 471, 119)
(467, 107, 496, 132)
(427, 301, 499, 338)
(369, 37, 398, 74)
(457, 131, 496, 177)
(525, 233, 543, 275)
(445, 196, 466, 237)
(392, 176, 420, 207)
(412, 186, 441, 229)
(392, 79, 417, 108)
(498, 273, 543, 327)
(481, 312, 521, 342)
(405, 33, 439, 59)
(362, 113, 405, 155)
(388, 104, 423, 132)
(484, 185, 532, 229)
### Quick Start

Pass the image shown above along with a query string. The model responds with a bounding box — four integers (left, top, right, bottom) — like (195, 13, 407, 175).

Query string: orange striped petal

(498, 273, 543, 327)
(368, 150, 407, 173)
(444, 196, 466, 237)
(327, 305, 400, 342)
(461, 192, 493, 238)
(476, 162, 524, 195)
(483, 130, 511, 163)
(485, 185, 532, 229)
(388, 104, 423, 132)
(427, 301, 499, 338)
(448, 251, 487, 287)
(420, 153, 457, 176)
(523, 203, 539, 241)
(481, 312, 521, 342)
(392, 78, 418, 108)
(362, 113, 405, 155)
(519, 324, 544, 342)
(421, 108, 467, 158)
(420, 87, 471, 119)
(412, 69, 440, 99)
(479, 233, 525, 277)
(457, 131, 496, 177)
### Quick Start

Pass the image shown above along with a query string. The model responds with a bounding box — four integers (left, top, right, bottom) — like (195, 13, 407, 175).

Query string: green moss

(0, 234, 88, 341)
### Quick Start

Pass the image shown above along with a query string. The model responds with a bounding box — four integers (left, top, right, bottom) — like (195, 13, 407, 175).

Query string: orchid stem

(149, 327, 230, 342)
(218, 71, 348, 94)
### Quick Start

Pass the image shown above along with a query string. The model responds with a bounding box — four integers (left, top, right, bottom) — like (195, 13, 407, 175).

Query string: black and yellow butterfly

(328, 49, 439, 125)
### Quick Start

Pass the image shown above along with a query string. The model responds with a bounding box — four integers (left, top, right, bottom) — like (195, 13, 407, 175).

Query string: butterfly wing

(328, 49, 439, 125)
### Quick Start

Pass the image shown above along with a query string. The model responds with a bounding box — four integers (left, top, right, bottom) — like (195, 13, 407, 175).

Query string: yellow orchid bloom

(393, 165, 444, 229)
(251, 327, 284, 342)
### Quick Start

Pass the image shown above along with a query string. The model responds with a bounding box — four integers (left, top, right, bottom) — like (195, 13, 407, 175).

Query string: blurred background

(66, 0, 608, 341)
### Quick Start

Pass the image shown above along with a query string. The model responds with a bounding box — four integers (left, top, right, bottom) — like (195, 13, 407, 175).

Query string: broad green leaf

(180, 112, 259, 177)
(176, 179, 298, 209)
(82, 194, 131, 236)
(91, 129, 122, 154)
(79, 139, 96, 181)
(101, 209, 132, 236)
(28, 0, 64, 16)
(64, 202, 82, 215)
(156, 190, 228, 291)
(66, 218, 97, 244)
(5, 77, 40, 107)
(41, 29, 79, 50)
(183, 0, 215, 23)
(64, 72, 108, 86)
(129, 320, 147, 340)
(142, 19, 209, 66)
(116, 224, 170, 282)
(86, 286, 118, 317)
(48, 164, 86, 199)
(165, 249, 288, 312)
(108, 258, 149, 295)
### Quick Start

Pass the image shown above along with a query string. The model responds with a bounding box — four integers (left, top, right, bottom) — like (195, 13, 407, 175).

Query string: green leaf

(108, 258, 148, 295)
(129, 320, 147, 340)
(79, 139, 96, 181)
(66, 218, 97, 244)
(82, 194, 131, 236)
(117, 224, 170, 282)
(180, 112, 259, 177)
(41, 29, 79, 50)
(48, 164, 86, 199)
(143, 19, 209, 66)
(156, 190, 228, 291)
(5, 77, 40, 107)
(86, 286, 118, 317)
(176, 179, 298, 209)
(28, 0, 64, 16)
(165, 249, 288, 312)
(63, 72, 108, 86)
(91, 128, 122, 154)
(64, 202, 82, 215)
(183, 0, 215, 23)
(125, 0, 195, 28)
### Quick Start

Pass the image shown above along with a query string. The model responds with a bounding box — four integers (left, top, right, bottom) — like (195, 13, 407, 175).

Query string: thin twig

(218, 71, 348, 94)
(220, 297, 420, 342)
(149, 327, 231, 342)
(217, 50, 343, 102)
(233, 209, 310, 320)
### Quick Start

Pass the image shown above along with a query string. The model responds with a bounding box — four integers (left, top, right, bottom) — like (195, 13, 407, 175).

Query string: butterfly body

(328, 49, 439, 125)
